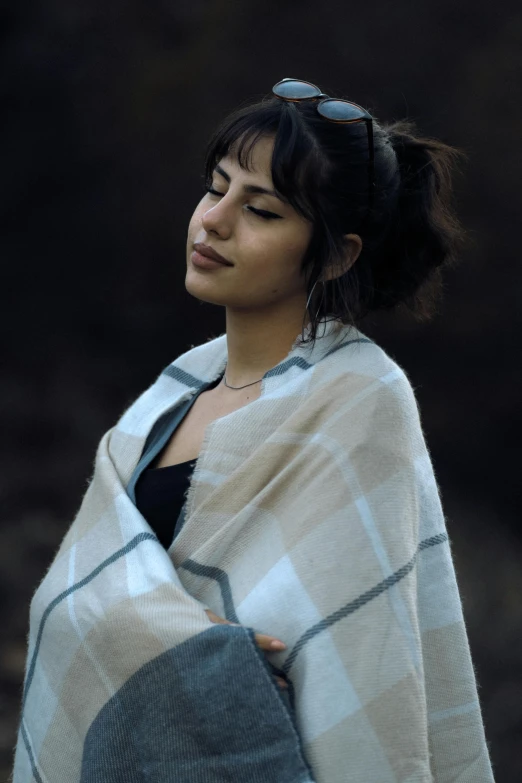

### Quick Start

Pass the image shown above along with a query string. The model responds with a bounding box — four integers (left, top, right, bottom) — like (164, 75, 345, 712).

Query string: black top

(134, 374, 224, 550)
(134, 458, 197, 549)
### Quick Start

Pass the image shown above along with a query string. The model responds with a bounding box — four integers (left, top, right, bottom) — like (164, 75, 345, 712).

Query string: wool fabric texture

(13, 318, 494, 783)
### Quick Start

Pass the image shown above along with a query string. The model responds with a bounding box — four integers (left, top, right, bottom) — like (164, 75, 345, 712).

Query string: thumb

(205, 609, 241, 626)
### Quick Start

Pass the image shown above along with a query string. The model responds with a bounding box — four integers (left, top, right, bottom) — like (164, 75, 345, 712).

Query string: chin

(184, 272, 225, 306)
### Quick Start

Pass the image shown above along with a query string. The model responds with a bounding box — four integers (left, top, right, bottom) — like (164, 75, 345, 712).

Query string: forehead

(218, 135, 275, 182)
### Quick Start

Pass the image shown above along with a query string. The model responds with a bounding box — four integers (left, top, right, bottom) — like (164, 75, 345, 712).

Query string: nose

(201, 195, 233, 238)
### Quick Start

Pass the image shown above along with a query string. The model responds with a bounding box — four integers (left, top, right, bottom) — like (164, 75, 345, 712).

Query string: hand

(204, 609, 289, 690)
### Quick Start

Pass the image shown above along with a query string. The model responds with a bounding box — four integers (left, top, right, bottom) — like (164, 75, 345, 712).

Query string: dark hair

(203, 91, 465, 347)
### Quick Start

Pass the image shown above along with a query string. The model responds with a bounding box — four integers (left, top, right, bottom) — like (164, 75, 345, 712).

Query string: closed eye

(248, 206, 282, 220)
(205, 187, 282, 220)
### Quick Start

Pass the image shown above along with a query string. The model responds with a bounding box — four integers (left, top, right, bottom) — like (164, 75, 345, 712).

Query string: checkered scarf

(13, 319, 494, 783)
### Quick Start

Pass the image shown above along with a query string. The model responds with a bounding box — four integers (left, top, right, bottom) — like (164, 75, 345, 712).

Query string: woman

(14, 79, 494, 782)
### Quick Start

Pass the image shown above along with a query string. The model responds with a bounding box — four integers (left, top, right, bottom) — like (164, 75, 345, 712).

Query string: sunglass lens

(318, 99, 369, 122)
(273, 79, 321, 100)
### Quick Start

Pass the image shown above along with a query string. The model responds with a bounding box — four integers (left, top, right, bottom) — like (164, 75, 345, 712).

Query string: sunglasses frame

(272, 78, 375, 210)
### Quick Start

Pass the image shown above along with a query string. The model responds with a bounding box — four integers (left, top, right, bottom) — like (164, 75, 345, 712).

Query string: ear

(323, 234, 363, 282)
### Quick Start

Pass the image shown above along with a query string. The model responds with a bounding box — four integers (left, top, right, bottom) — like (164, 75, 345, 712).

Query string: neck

(221, 301, 311, 389)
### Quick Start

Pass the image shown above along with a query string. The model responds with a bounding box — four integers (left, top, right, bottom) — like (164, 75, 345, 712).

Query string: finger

(204, 612, 285, 650)
(205, 610, 240, 626)
(276, 677, 288, 689)
(204, 610, 224, 623)
(254, 632, 287, 651)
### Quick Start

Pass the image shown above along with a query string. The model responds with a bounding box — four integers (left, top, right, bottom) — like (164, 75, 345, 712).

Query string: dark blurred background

(1, 1, 521, 780)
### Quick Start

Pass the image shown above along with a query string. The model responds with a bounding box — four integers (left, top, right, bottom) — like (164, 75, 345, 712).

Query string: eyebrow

(214, 163, 286, 203)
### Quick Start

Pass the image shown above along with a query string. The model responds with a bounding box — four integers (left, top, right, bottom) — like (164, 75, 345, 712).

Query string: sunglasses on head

(272, 77, 375, 209)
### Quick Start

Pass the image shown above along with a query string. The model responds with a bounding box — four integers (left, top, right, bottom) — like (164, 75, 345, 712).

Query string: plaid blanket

(13, 318, 494, 782)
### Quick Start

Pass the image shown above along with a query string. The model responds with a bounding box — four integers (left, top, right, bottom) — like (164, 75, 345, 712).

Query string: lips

(193, 243, 233, 266)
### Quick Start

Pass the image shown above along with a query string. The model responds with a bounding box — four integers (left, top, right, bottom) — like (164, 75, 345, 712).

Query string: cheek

(246, 228, 310, 278)
(284, 239, 307, 255)
(278, 231, 312, 267)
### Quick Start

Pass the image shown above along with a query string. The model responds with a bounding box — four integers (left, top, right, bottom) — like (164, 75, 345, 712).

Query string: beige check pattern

(13, 319, 494, 782)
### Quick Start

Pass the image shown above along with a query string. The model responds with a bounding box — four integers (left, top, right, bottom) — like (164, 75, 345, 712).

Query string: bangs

(203, 99, 329, 223)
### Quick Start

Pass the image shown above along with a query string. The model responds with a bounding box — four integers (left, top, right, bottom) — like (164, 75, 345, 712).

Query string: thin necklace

(221, 280, 322, 391)
(222, 367, 263, 390)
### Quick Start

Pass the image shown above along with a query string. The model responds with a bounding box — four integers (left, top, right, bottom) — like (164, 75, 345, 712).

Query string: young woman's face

(185, 135, 313, 315)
